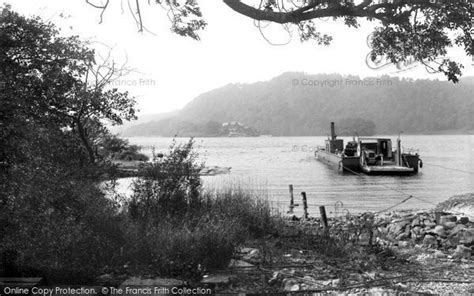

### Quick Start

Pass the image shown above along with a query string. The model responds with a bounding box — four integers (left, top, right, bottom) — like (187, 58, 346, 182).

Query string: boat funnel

(330, 122, 337, 140)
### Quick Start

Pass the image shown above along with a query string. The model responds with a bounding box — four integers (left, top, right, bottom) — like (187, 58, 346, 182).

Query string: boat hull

(315, 150, 360, 172)
(361, 165, 415, 176)
(316, 150, 421, 175)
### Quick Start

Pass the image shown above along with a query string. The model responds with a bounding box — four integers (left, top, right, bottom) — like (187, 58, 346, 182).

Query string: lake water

(121, 135, 474, 216)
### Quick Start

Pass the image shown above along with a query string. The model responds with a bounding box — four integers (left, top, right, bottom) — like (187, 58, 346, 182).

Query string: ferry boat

(315, 122, 422, 175)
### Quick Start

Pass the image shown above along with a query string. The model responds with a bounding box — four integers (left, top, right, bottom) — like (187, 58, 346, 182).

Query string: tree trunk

(75, 119, 96, 163)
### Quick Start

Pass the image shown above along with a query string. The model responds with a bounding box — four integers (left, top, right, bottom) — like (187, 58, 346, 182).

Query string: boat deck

(361, 165, 415, 175)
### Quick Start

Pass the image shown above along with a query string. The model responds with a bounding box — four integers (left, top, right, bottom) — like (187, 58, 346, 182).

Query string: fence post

(288, 184, 294, 214)
(319, 206, 328, 229)
(301, 192, 308, 219)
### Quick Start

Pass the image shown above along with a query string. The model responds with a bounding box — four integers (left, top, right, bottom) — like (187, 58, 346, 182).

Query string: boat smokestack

(330, 122, 336, 140)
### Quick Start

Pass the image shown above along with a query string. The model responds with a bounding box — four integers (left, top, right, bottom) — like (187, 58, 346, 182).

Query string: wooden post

(435, 212, 442, 224)
(301, 192, 308, 219)
(288, 185, 294, 213)
(319, 206, 328, 229)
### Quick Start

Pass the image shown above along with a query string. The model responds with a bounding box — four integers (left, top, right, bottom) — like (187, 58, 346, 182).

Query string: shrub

(124, 139, 282, 277)
(128, 138, 203, 222)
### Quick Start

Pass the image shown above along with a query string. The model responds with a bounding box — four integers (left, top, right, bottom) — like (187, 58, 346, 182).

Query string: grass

(123, 184, 283, 279)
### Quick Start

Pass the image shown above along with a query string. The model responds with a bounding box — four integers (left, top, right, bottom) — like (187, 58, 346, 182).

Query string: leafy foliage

(0, 6, 134, 282)
(128, 138, 203, 220)
(1, 6, 283, 283)
(88, 0, 473, 82)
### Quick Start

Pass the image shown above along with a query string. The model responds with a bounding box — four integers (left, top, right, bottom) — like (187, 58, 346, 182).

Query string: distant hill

(122, 73, 474, 137)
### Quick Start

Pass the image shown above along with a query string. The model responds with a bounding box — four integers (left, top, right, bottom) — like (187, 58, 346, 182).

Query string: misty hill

(123, 73, 474, 136)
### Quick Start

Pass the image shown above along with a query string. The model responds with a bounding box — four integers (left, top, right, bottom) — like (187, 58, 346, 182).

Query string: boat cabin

(358, 138, 393, 159)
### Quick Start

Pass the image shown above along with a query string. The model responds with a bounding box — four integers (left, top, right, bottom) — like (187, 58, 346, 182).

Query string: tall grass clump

(124, 138, 281, 278)
(201, 184, 281, 238)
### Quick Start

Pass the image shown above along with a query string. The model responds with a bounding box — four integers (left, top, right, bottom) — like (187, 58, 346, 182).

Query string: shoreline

(90, 194, 473, 295)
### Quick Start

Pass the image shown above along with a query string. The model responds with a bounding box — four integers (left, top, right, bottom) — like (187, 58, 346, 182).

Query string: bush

(128, 138, 203, 221)
(0, 172, 126, 283)
(124, 139, 281, 277)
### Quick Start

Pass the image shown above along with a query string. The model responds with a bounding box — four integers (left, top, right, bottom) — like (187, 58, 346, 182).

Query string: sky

(7, 0, 474, 115)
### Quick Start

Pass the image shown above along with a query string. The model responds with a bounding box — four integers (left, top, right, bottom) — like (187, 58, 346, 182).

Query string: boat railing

(404, 147, 419, 155)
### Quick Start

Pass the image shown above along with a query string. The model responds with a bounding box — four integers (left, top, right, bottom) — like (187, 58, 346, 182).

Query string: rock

(241, 248, 260, 262)
(423, 235, 437, 247)
(302, 275, 316, 284)
(412, 226, 422, 235)
(453, 245, 472, 259)
(460, 228, 474, 245)
(389, 220, 410, 235)
(283, 279, 299, 292)
(398, 241, 409, 248)
(459, 217, 469, 224)
(240, 247, 258, 254)
(201, 274, 233, 285)
(433, 250, 446, 258)
(268, 272, 282, 286)
(280, 268, 296, 277)
(411, 226, 423, 241)
(439, 215, 457, 225)
(228, 259, 254, 268)
(433, 225, 446, 237)
(443, 221, 457, 229)
(411, 217, 421, 227)
(449, 224, 467, 236)
(424, 220, 436, 228)
(96, 273, 114, 284)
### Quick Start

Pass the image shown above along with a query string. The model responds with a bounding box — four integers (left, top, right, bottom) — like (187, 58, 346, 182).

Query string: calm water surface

(122, 136, 474, 215)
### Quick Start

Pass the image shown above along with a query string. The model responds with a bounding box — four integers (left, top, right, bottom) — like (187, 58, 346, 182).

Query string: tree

(1, 5, 137, 163)
(1, 6, 136, 280)
(86, 0, 473, 83)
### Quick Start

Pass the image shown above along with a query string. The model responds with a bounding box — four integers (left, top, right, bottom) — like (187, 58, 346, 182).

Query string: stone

(433, 250, 446, 258)
(424, 220, 436, 228)
(242, 248, 260, 262)
(422, 235, 437, 247)
(96, 273, 114, 283)
(459, 217, 469, 224)
(390, 221, 410, 235)
(398, 241, 409, 248)
(412, 226, 422, 235)
(396, 232, 409, 241)
(433, 225, 446, 237)
(449, 224, 467, 236)
(228, 259, 254, 268)
(280, 268, 296, 277)
(453, 245, 472, 259)
(302, 275, 316, 284)
(439, 215, 457, 225)
(283, 279, 299, 292)
(460, 228, 474, 245)
(268, 272, 282, 286)
(411, 217, 421, 227)
(200, 274, 233, 285)
(240, 247, 259, 254)
(443, 221, 457, 229)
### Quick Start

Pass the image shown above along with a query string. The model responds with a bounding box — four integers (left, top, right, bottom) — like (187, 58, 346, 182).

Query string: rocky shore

(96, 194, 474, 295)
